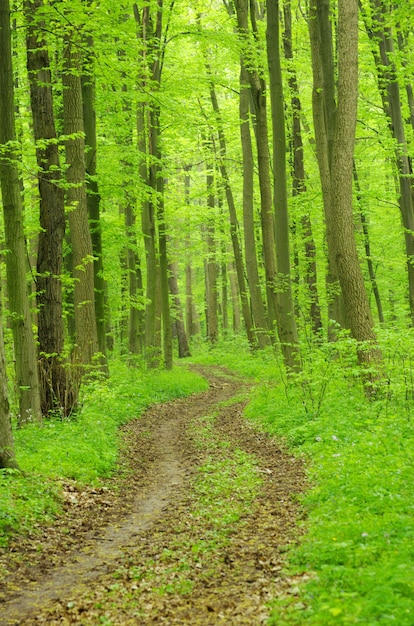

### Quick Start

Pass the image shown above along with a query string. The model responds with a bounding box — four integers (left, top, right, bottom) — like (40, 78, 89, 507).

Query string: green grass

(191, 334, 414, 625)
(0, 361, 208, 546)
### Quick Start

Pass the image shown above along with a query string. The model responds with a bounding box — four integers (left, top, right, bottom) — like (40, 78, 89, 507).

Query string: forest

(1, 0, 414, 623)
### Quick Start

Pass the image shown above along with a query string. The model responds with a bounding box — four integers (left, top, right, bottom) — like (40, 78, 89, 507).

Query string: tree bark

(329, 0, 381, 374)
(308, 0, 346, 336)
(363, 0, 414, 324)
(25, 0, 72, 416)
(266, 0, 300, 371)
(0, 0, 42, 424)
(233, 0, 278, 335)
(81, 36, 108, 369)
(62, 33, 99, 370)
(283, 0, 322, 336)
(207, 78, 256, 348)
(205, 161, 219, 344)
(239, 64, 271, 347)
(0, 276, 18, 469)
(169, 261, 191, 358)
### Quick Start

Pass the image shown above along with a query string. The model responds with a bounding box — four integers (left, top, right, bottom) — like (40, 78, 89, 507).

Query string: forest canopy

(0, 0, 413, 459)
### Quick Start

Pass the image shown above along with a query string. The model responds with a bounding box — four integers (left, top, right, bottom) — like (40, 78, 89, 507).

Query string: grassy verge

(0, 361, 207, 546)
(190, 335, 414, 625)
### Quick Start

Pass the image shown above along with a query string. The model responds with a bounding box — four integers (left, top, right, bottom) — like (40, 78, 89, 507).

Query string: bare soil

(0, 366, 307, 625)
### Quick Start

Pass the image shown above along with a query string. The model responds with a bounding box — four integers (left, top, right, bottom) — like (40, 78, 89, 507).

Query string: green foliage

(195, 335, 414, 624)
(234, 336, 413, 625)
(0, 360, 207, 545)
(0, 469, 61, 547)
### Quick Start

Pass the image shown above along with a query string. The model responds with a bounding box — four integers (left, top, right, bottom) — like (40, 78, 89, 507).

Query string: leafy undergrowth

(0, 361, 207, 547)
(191, 333, 414, 625)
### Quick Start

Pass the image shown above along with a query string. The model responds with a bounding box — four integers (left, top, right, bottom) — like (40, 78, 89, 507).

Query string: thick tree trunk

(25, 0, 72, 416)
(308, 0, 346, 336)
(330, 0, 381, 376)
(0, 0, 42, 424)
(62, 34, 99, 370)
(266, 0, 300, 371)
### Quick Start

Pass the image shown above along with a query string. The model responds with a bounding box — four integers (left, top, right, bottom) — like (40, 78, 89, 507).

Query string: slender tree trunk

(25, 0, 72, 416)
(353, 162, 385, 324)
(169, 261, 191, 358)
(134, 1, 170, 368)
(208, 79, 256, 348)
(157, 185, 173, 369)
(205, 164, 219, 344)
(239, 65, 271, 347)
(228, 260, 241, 333)
(363, 0, 414, 325)
(126, 202, 145, 357)
(0, 0, 42, 424)
(266, 0, 300, 371)
(0, 276, 18, 469)
(221, 242, 229, 332)
(81, 38, 108, 368)
(233, 0, 278, 335)
(283, 0, 322, 336)
(183, 170, 199, 338)
(229, 0, 269, 345)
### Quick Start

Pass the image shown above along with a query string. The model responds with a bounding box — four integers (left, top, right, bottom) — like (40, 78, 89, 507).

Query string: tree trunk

(329, 0, 381, 376)
(125, 199, 145, 357)
(266, 0, 300, 371)
(308, 0, 346, 336)
(62, 33, 99, 370)
(205, 164, 219, 344)
(0, 0, 42, 425)
(228, 260, 241, 333)
(233, 0, 278, 335)
(169, 261, 191, 358)
(239, 64, 271, 347)
(353, 161, 385, 324)
(363, 0, 414, 325)
(81, 38, 108, 369)
(25, 0, 72, 417)
(208, 78, 256, 348)
(283, 0, 322, 336)
(0, 276, 18, 469)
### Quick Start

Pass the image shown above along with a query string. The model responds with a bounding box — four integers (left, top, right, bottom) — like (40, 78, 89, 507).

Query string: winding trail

(0, 366, 306, 625)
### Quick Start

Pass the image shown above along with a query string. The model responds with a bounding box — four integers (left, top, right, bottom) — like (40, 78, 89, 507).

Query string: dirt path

(0, 366, 306, 625)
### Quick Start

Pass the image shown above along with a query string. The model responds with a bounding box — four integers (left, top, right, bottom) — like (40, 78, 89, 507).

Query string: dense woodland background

(0, 0, 412, 456)
(1, 1, 414, 623)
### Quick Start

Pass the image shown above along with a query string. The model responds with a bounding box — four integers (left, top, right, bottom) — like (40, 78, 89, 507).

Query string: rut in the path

(1, 372, 243, 625)
(0, 367, 307, 626)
